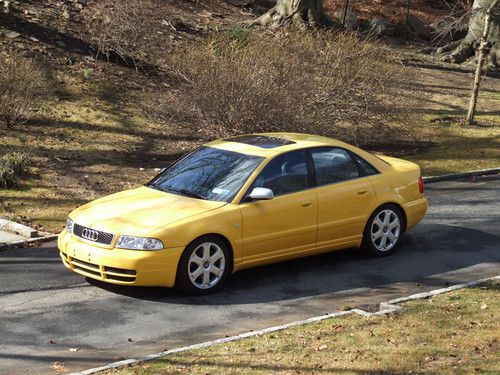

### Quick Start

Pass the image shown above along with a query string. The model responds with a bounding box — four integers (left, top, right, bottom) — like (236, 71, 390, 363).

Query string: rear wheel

(176, 236, 230, 295)
(362, 205, 404, 256)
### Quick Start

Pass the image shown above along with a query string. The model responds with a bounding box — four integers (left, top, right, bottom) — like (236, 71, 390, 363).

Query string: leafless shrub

(167, 30, 414, 145)
(431, 1, 473, 44)
(0, 57, 46, 128)
(0, 152, 31, 188)
(82, 0, 170, 68)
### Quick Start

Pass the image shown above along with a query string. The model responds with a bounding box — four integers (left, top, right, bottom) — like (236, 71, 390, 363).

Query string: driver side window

(250, 150, 309, 196)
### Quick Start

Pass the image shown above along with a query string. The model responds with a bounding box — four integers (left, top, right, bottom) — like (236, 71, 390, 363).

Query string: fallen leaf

(52, 362, 67, 373)
(480, 303, 488, 310)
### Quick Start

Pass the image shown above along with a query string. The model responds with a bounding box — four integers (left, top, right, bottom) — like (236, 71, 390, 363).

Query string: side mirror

(248, 187, 274, 201)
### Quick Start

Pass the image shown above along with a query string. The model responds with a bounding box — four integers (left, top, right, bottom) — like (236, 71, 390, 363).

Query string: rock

(407, 15, 431, 40)
(369, 18, 393, 36)
(335, 10, 358, 30)
(225, 0, 252, 6)
(4, 30, 20, 39)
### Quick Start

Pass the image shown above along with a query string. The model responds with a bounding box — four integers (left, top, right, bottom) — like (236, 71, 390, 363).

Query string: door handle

(300, 200, 313, 207)
(357, 189, 368, 195)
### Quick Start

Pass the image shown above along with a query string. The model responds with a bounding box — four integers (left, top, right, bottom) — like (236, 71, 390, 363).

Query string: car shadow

(86, 222, 500, 305)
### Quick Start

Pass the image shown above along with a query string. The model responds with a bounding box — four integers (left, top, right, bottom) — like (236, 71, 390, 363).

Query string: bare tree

(465, 0, 499, 125)
(250, 0, 332, 28)
(438, 0, 500, 72)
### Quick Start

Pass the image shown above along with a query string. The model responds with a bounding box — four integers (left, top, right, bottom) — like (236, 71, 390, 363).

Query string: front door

(239, 150, 317, 262)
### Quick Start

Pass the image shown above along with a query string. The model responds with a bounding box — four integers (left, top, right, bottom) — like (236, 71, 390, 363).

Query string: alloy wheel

(370, 209, 401, 252)
(188, 242, 226, 289)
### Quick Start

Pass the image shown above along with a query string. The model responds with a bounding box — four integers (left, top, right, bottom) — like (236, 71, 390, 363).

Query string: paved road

(1, 176, 499, 375)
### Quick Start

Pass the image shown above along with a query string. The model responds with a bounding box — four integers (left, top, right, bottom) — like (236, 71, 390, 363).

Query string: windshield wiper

(165, 187, 207, 200)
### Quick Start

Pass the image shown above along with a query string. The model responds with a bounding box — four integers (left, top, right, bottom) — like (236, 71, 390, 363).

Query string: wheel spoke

(210, 248, 223, 263)
(383, 211, 391, 225)
(388, 220, 399, 230)
(380, 235, 387, 249)
(387, 231, 397, 243)
(373, 217, 384, 229)
(202, 244, 210, 260)
(202, 270, 210, 286)
(372, 229, 383, 240)
(211, 265, 222, 277)
(190, 254, 203, 266)
(190, 266, 203, 280)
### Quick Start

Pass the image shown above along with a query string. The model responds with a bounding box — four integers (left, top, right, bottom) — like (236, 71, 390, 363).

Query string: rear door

(310, 147, 377, 248)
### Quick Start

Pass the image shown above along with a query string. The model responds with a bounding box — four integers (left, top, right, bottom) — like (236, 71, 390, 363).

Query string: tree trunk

(465, 0, 498, 125)
(250, 0, 331, 28)
(438, 0, 500, 72)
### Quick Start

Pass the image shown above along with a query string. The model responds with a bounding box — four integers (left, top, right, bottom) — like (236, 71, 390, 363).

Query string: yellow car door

(310, 147, 377, 250)
(239, 150, 318, 264)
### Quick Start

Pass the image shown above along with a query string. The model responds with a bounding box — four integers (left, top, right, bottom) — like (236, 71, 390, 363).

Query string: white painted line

(70, 275, 499, 375)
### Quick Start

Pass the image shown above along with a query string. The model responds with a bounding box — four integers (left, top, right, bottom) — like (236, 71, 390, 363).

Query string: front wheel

(362, 205, 405, 256)
(176, 236, 230, 295)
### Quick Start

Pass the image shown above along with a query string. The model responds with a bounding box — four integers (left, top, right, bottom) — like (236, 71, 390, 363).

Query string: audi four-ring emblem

(81, 228, 99, 242)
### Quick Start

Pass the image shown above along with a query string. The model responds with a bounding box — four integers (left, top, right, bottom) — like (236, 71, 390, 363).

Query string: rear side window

(250, 150, 309, 196)
(311, 147, 359, 185)
(350, 152, 379, 176)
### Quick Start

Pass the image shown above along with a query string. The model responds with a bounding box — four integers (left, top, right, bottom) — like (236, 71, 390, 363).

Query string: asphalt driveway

(0, 176, 499, 374)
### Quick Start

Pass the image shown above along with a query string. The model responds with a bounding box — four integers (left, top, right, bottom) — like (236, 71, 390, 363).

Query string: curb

(0, 234, 58, 251)
(69, 275, 499, 375)
(0, 217, 39, 238)
(423, 167, 499, 183)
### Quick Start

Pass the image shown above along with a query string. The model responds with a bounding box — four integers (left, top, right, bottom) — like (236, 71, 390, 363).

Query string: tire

(175, 235, 231, 295)
(362, 204, 405, 256)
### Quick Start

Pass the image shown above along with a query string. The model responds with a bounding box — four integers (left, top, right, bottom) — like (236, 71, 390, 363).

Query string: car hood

(70, 186, 226, 237)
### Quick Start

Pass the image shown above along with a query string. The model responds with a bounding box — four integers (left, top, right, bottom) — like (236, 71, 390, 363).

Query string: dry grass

(167, 30, 414, 144)
(103, 281, 500, 375)
(0, 56, 48, 127)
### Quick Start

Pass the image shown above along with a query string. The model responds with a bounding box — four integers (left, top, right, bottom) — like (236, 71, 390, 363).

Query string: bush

(82, 0, 170, 68)
(0, 57, 46, 128)
(169, 30, 414, 144)
(0, 152, 31, 188)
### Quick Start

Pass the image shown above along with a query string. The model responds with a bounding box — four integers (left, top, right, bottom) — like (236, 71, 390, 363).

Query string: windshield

(147, 147, 264, 202)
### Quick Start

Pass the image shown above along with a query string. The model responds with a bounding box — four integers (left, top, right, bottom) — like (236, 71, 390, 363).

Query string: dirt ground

(0, 0, 498, 233)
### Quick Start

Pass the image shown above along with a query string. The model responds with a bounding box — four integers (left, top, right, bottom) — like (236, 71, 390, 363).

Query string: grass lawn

(103, 281, 499, 375)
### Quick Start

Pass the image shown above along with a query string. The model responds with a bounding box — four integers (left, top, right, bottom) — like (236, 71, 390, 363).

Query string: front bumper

(58, 230, 184, 287)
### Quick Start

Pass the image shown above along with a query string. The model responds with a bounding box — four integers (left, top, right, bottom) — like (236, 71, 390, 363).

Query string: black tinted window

(351, 152, 379, 176)
(251, 150, 309, 196)
(311, 147, 359, 185)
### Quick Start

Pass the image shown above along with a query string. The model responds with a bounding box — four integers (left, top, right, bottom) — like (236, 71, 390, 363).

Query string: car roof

(206, 132, 349, 157)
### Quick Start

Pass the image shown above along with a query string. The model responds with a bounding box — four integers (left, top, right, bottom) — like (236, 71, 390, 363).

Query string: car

(58, 133, 428, 294)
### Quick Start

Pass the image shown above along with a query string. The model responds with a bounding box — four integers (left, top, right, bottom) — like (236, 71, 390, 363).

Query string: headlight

(116, 235, 164, 250)
(65, 218, 73, 233)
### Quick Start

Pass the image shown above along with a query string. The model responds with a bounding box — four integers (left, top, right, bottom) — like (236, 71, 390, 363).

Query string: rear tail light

(418, 176, 424, 194)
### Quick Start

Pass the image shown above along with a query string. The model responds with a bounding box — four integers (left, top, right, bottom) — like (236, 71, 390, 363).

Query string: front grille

(61, 252, 137, 283)
(73, 223, 114, 246)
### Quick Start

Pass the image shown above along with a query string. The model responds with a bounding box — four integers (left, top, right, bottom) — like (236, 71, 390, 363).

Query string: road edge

(70, 275, 500, 375)
(423, 167, 499, 183)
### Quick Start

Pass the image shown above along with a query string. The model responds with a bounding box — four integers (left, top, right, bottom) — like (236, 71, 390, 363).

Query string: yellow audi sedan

(58, 133, 427, 294)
